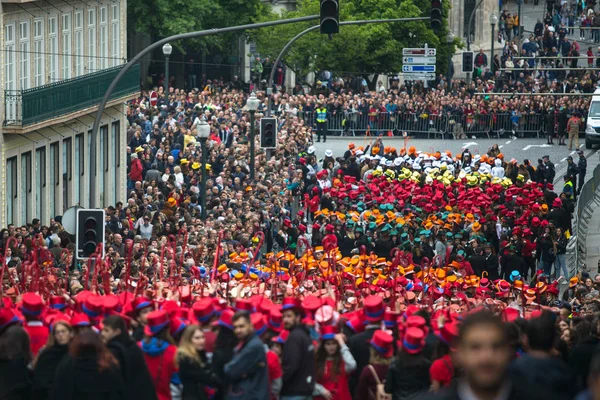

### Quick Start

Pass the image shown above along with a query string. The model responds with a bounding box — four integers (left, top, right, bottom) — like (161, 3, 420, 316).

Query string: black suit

(348, 327, 379, 399)
(484, 253, 500, 280)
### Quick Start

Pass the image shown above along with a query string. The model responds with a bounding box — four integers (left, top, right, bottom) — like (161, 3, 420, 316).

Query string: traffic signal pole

(90, 15, 320, 208)
(265, 17, 430, 117)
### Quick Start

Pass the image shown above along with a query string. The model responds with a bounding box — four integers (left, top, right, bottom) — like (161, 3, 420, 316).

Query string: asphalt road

(312, 136, 600, 191)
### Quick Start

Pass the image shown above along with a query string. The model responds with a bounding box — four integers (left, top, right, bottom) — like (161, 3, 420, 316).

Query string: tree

(128, 0, 268, 52)
(249, 0, 455, 88)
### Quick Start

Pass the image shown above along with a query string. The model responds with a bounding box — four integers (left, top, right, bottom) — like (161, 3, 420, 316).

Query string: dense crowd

(0, 76, 598, 400)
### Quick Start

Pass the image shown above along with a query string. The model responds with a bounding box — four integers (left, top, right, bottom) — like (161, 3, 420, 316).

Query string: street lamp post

(196, 120, 210, 219)
(162, 43, 172, 96)
(446, 32, 455, 89)
(246, 92, 260, 180)
(490, 12, 498, 74)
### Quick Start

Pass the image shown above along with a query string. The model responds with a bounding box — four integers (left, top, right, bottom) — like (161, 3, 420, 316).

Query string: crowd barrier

(292, 111, 549, 138)
(573, 163, 600, 275)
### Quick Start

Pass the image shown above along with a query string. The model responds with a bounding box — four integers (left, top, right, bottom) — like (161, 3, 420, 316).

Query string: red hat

(267, 308, 283, 332)
(215, 309, 235, 330)
(144, 310, 170, 336)
(345, 313, 366, 333)
(320, 325, 337, 340)
(132, 296, 153, 313)
(402, 327, 426, 355)
(273, 330, 289, 344)
(235, 299, 255, 313)
(49, 296, 68, 310)
(363, 295, 384, 323)
(251, 313, 267, 336)
(312, 223, 321, 231)
(315, 305, 335, 326)
(169, 316, 187, 338)
(193, 298, 216, 323)
(383, 309, 399, 328)
(103, 295, 121, 314)
(82, 295, 104, 319)
(71, 312, 91, 327)
(370, 330, 394, 358)
(325, 224, 335, 233)
(21, 293, 45, 317)
(552, 198, 562, 207)
(547, 183, 554, 190)
(281, 297, 303, 314)
(502, 307, 520, 322)
(0, 307, 20, 331)
(437, 322, 460, 347)
(283, 219, 292, 228)
(405, 315, 428, 335)
(298, 224, 307, 233)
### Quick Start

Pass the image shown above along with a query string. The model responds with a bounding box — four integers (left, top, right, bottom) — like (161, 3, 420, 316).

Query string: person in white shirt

(491, 158, 505, 178)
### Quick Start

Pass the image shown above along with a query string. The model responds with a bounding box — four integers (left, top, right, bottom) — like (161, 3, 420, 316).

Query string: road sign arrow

(522, 144, 551, 151)
(462, 142, 478, 148)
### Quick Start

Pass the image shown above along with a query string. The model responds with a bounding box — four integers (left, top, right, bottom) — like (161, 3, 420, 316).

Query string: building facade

(1, 0, 139, 229)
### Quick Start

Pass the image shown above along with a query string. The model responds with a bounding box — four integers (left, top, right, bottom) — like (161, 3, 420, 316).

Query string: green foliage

(249, 0, 455, 81)
(128, 0, 267, 52)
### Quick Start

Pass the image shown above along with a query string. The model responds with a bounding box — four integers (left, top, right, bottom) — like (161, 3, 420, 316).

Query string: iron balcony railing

(4, 64, 140, 126)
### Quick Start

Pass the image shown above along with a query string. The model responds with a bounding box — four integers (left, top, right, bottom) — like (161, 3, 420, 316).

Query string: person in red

(140, 310, 178, 400)
(128, 152, 144, 187)
(192, 298, 218, 357)
(314, 325, 356, 400)
(21, 292, 49, 356)
(429, 320, 460, 392)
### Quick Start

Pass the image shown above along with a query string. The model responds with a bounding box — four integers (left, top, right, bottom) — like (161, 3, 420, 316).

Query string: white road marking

(506, 141, 511, 144)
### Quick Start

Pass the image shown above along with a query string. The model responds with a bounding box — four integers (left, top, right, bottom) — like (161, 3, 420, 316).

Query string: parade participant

(314, 327, 356, 400)
(356, 330, 393, 400)
(139, 310, 178, 400)
(224, 311, 269, 400)
(32, 318, 73, 400)
(102, 315, 157, 400)
(281, 297, 316, 400)
(212, 309, 237, 385)
(176, 325, 223, 400)
(52, 331, 124, 400)
(130, 296, 154, 341)
(385, 327, 431, 399)
(21, 292, 49, 356)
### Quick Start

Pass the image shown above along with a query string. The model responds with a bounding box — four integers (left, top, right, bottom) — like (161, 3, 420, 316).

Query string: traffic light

(320, 0, 339, 35)
(260, 117, 278, 149)
(76, 209, 105, 259)
(431, 0, 442, 31)
(462, 51, 474, 73)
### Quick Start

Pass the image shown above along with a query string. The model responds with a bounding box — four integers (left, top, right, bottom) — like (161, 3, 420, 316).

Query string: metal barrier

(301, 111, 547, 138)
(573, 163, 600, 275)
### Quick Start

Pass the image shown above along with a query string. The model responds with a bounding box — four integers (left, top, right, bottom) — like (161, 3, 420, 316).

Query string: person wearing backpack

(356, 330, 393, 400)
(384, 328, 431, 400)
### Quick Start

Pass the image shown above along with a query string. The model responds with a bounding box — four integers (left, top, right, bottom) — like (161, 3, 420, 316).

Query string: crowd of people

(0, 74, 598, 400)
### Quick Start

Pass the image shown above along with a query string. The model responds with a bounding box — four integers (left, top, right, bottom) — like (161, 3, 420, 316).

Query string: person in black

(280, 299, 315, 400)
(176, 325, 223, 400)
(52, 330, 124, 400)
(566, 156, 579, 197)
(543, 155, 556, 187)
(428, 311, 561, 400)
(101, 316, 157, 400)
(483, 243, 500, 280)
(500, 245, 527, 280)
(577, 150, 587, 195)
(569, 320, 599, 390)
(535, 159, 546, 183)
(385, 330, 431, 399)
(32, 320, 73, 400)
(0, 324, 32, 400)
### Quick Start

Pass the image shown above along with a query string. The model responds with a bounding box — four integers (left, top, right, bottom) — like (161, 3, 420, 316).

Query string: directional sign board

(402, 65, 436, 73)
(403, 73, 435, 81)
(403, 48, 437, 56)
(403, 56, 436, 64)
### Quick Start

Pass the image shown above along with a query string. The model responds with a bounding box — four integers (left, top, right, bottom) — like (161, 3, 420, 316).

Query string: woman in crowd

(356, 330, 394, 399)
(0, 323, 32, 400)
(176, 325, 223, 400)
(32, 318, 74, 400)
(314, 327, 356, 400)
(52, 330, 124, 400)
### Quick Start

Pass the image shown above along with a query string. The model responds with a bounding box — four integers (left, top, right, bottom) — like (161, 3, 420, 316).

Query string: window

(75, 134, 83, 205)
(35, 147, 46, 221)
(48, 17, 58, 81)
(19, 21, 30, 90)
(111, 4, 119, 66)
(6, 157, 17, 225)
(63, 138, 72, 211)
(49, 142, 59, 218)
(74, 12, 84, 76)
(87, 8, 96, 72)
(99, 125, 106, 205)
(99, 7, 108, 69)
(21, 152, 32, 224)
(5, 23, 15, 91)
(34, 20, 44, 87)
(112, 121, 120, 204)
(62, 13, 72, 79)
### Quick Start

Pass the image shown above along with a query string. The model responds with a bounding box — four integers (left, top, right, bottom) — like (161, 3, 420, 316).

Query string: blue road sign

(402, 65, 436, 73)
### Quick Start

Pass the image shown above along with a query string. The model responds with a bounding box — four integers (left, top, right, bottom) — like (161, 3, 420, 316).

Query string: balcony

(4, 64, 140, 128)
